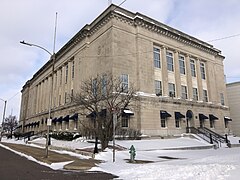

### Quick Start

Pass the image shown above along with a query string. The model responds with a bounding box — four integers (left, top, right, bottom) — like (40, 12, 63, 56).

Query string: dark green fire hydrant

(129, 145, 136, 162)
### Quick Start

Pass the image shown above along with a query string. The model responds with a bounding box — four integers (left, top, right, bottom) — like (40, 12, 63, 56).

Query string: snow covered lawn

(2, 136, 240, 180)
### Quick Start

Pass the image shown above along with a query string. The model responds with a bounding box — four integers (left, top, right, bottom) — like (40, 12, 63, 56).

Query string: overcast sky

(0, 0, 239, 123)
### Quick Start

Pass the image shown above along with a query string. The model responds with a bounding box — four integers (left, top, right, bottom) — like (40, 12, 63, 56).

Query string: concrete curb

(161, 145, 215, 150)
(27, 141, 94, 157)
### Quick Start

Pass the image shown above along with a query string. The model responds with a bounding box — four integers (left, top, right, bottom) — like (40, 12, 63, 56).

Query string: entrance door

(186, 110, 194, 133)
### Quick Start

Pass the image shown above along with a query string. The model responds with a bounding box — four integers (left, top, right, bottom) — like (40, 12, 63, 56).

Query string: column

(174, 51, 181, 98)
(161, 46, 168, 96)
(41, 80, 45, 112)
(40, 82, 43, 112)
(55, 70, 59, 107)
(185, 55, 193, 99)
(205, 63, 213, 102)
(44, 78, 48, 111)
(33, 86, 37, 115)
(36, 84, 39, 113)
(48, 75, 52, 109)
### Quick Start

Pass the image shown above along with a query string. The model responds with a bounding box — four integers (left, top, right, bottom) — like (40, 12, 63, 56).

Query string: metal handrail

(187, 127, 219, 148)
(199, 127, 227, 143)
(204, 127, 227, 142)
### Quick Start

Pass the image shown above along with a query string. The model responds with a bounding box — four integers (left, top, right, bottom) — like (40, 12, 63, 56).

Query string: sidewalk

(0, 142, 100, 171)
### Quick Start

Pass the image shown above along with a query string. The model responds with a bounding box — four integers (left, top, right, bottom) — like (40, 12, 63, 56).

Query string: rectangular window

(64, 92, 67, 104)
(210, 120, 214, 128)
(74, 120, 78, 130)
(102, 75, 107, 96)
(72, 61, 75, 79)
(54, 73, 57, 89)
(168, 83, 175, 97)
(179, 55, 185, 75)
(153, 47, 161, 68)
(66, 121, 69, 130)
(122, 116, 129, 128)
(225, 120, 228, 128)
(65, 64, 68, 83)
(200, 62, 206, 80)
(190, 59, 196, 77)
(121, 74, 129, 93)
(203, 89, 208, 102)
(71, 89, 73, 102)
(175, 119, 180, 128)
(60, 121, 62, 130)
(155, 80, 162, 96)
(193, 87, 198, 101)
(161, 118, 167, 128)
(181, 85, 188, 99)
(59, 95, 61, 106)
(220, 93, 225, 105)
(92, 78, 97, 96)
(54, 97, 56, 107)
(167, 51, 174, 72)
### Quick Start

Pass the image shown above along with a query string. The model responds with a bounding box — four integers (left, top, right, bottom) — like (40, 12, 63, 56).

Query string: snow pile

(2, 136, 240, 179)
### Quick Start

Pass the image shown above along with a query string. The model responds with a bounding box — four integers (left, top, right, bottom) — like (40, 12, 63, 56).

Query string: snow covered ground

(2, 135, 240, 180)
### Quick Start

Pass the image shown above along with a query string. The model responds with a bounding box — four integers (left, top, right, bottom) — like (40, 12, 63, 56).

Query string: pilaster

(174, 51, 181, 98)
(186, 55, 193, 99)
(161, 46, 168, 96)
(196, 59, 203, 101)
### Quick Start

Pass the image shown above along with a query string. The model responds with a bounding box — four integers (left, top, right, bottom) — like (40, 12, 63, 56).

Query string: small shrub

(51, 132, 81, 141)
(116, 128, 142, 140)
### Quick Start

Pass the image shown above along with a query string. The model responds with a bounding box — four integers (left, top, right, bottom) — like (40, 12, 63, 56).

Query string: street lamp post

(20, 40, 55, 158)
(20, 12, 57, 158)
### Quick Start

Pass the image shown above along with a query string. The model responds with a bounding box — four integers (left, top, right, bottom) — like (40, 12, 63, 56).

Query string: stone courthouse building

(19, 4, 231, 137)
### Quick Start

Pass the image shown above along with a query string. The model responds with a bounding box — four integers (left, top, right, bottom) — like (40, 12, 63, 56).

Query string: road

(0, 145, 117, 180)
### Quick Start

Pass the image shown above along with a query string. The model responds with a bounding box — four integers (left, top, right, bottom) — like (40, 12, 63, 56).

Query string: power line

(118, 0, 127, 7)
(112, 0, 127, 11)
(207, 33, 240, 43)
(226, 76, 240, 79)
(8, 92, 20, 101)
(77, 32, 240, 59)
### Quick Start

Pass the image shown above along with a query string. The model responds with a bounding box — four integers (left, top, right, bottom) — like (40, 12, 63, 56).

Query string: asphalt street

(0, 145, 117, 180)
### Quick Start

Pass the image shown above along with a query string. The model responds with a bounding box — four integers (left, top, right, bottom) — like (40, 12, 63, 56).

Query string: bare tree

(72, 73, 136, 150)
(2, 115, 18, 139)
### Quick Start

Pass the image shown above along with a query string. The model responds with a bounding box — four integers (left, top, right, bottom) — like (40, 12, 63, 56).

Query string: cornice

(139, 95, 229, 110)
(131, 17, 220, 56)
(22, 4, 224, 92)
(108, 7, 222, 56)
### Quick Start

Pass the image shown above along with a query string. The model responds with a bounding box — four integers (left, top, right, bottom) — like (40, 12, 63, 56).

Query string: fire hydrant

(129, 145, 136, 162)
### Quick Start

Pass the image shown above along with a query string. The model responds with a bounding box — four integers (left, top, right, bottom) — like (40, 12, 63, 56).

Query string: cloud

(165, 0, 240, 82)
(122, 0, 176, 22)
(0, 0, 107, 121)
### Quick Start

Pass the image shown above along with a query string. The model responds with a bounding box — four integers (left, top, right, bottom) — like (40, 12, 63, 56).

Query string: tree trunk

(101, 138, 109, 151)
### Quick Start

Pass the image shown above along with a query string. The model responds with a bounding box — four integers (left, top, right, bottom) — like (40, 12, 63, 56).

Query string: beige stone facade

(19, 4, 231, 137)
(226, 82, 240, 136)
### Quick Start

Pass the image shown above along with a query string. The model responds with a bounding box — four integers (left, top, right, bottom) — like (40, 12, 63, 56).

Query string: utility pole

(1, 93, 19, 127)
(0, 99, 6, 141)
(0, 99, 7, 126)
